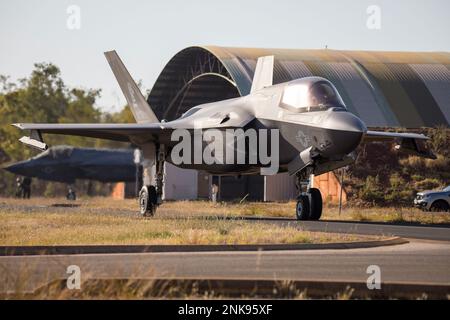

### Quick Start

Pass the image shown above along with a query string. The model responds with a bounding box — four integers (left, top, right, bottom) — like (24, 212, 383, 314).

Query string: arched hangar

(149, 46, 450, 201)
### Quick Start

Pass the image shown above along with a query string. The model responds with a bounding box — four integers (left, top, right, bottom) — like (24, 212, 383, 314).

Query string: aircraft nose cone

(324, 111, 367, 133)
(4, 162, 26, 175)
(319, 111, 367, 157)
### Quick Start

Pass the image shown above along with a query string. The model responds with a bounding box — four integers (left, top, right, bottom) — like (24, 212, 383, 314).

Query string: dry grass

(0, 261, 355, 300)
(162, 199, 450, 225)
(0, 196, 447, 247)
(323, 205, 450, 225)
(1, 197, 442, 300)
(3, 276, 352, 300)
(166, 200, 450, 225)
(0, 197, 371, 246)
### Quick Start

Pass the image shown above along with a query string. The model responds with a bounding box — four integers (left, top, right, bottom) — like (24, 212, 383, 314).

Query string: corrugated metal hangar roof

(147, 46, 450, 128)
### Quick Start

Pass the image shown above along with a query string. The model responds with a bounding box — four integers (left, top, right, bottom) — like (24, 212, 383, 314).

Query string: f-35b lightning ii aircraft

(13, 51, 434, 220)
(4, 146, 137, 184)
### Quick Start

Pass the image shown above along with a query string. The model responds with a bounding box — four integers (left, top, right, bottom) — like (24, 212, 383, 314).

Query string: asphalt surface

(1, 216, 449, 294)
(254, 218, 450, 241)
(1, 240, 449, 293)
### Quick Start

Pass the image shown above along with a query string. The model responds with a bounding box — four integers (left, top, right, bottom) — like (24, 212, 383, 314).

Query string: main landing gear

(139, 185, 157, 217)
(138, 145, 165, 217)
(295, 169, 322, 221)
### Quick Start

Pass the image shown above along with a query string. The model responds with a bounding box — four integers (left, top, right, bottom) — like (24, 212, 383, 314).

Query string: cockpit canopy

(33, 146, 74, 160)
(280, 77, 346, 113)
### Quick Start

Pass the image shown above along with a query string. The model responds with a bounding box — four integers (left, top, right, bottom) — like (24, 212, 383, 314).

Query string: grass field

(3, 278, 359, 300)
(1, 197, 447, 246)
(0, 197, 378, 246)
(1, 197, 445, 300)
(164, 199, 450, 225)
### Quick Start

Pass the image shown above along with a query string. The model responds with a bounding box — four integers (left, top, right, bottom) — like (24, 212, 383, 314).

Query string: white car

(414, 185, 450, 212)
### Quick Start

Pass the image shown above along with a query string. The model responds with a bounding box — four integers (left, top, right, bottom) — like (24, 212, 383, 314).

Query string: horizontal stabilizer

(19, 136, 48, 151)
(364, 130, 435, 159)
(18, 129, 48, 151)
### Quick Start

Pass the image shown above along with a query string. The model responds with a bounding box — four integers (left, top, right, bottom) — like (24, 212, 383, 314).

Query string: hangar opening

(147, 47, 241, 120)
(147, 46, 450, 202)
(147, 46, 265, 201)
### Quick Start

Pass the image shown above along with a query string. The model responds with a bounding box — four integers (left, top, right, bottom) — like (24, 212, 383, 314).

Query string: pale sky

(1, 0, 449, 112)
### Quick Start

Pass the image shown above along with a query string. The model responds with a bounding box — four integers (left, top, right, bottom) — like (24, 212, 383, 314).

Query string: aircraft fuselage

(162, 77, 367, 176)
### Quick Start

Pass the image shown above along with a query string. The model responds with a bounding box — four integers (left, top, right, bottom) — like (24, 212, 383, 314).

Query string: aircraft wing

(363, 130, 435, 159)
(12, 123, 174, 149)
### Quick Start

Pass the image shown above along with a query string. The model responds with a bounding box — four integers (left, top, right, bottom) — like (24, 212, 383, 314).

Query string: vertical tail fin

(250, 55, 274, 94)
(104, 50, 159, 123)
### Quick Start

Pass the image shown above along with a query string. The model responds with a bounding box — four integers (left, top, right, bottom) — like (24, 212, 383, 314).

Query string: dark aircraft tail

(104, 50, 159, 124)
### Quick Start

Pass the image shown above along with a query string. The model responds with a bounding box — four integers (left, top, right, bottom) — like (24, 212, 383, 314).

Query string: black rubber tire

(308, 188, 323, 220)
(139, 186, 156, 217)
(430, 200, 450, 212)
(66, 192, 76, 201)
(296, 195, 310, 220)
(148, 185, 158, 205)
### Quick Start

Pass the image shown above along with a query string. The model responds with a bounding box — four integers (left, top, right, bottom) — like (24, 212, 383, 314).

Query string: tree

(0, 62, 128, 196)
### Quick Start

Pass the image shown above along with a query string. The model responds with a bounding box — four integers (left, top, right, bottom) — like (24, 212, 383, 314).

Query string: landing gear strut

(138, 144, 165, 217)
(295, 169, 322, 221)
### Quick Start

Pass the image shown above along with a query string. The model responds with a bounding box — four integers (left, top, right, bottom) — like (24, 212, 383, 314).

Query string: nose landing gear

(295, 169, 323, 221)
(296, 194, 310, 220)
(308, 187, 323, 220)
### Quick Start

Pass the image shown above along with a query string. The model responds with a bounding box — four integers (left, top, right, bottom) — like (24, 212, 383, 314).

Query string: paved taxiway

(1, 218, 449, 293)
(259, 218, 450, 241)
(1, 240, 449, 292)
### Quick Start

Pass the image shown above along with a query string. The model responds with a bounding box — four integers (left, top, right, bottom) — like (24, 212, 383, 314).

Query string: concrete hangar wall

(150, 46, 450, 201)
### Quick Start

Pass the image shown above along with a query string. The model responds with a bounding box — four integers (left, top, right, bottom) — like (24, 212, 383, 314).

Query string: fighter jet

(13, 51, 434, 219)
(4, 146, 137, 184)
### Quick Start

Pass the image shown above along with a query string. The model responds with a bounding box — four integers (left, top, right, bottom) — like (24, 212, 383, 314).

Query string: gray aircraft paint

(4, 146, 136, 183)
(13, 53, 433, 180)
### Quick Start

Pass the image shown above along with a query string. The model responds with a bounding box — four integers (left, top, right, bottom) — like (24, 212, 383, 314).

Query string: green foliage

(1, 63, 448, 202)
(44, 182, 60, 198)
(0, 62, 132, 197)
(427, 126, 450, 157)
(424, 155, 450, 171)
(1, 63, 102, 159)
(348, 127, 449, 206)
(103, 105, 135, 123)
(358, 176, 384, 204)
(414, 178, 442, 191)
